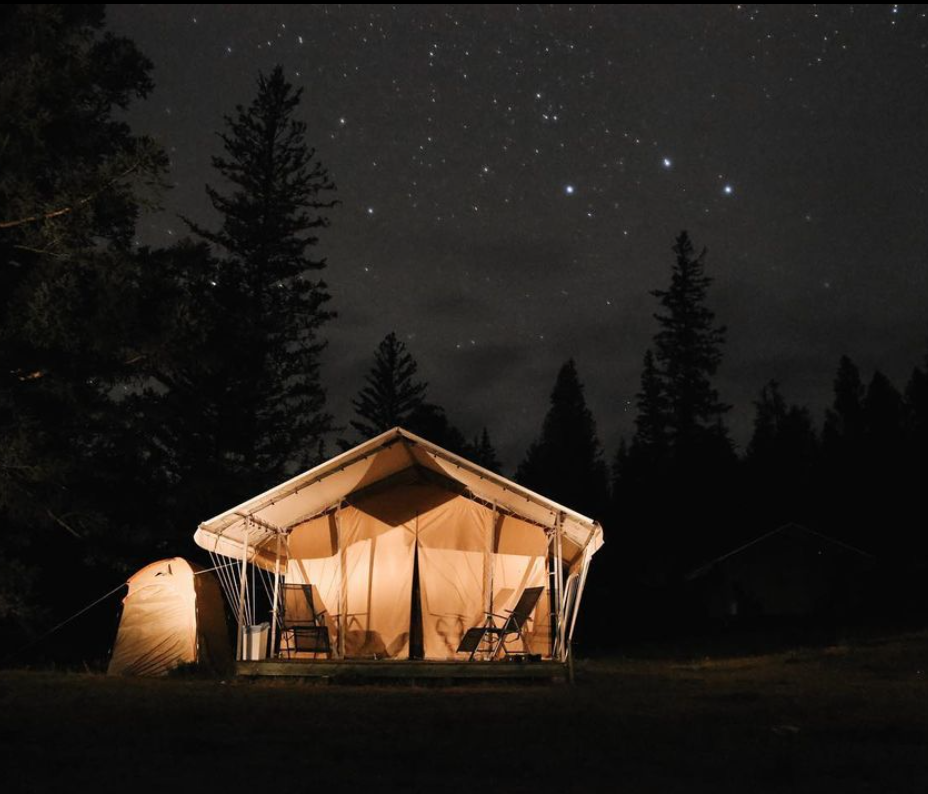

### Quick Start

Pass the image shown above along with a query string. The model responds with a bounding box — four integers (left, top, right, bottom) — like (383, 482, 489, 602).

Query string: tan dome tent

(108, 558, 231, 676)
(194, 428, 604, 672)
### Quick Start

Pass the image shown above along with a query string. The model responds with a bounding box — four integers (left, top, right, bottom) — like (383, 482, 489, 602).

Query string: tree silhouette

(183, 65, 336, 488)
(517, 359, 608, 519)
(823, 355, 865, 456)
(470, 427, 502, 472)
(0, 5, 166, 623)
(630, 349, 670, 464)
(650, 231, 730, 458)
(745, 380, 818, 525)
(350, 332, 428, 439)
(863, 371, 905, 455)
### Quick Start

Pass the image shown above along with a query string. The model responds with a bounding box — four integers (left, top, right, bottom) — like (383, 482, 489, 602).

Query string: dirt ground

(1, 631, 927, 793)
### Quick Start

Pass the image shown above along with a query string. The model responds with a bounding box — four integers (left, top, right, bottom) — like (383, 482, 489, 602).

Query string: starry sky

(108, 4, 928, 471)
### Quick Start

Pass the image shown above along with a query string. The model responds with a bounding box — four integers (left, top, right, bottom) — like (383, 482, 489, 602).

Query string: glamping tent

(108, 558, 231, 676)
(685, 524, 876, 620)
(194, 428, 604, 666)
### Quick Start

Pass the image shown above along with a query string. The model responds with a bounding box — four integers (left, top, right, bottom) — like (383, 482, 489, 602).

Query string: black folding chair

(457, 586, 545, 661)
(279, 584, 331, 659)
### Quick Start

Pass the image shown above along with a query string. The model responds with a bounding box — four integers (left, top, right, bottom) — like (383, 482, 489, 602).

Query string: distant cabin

(685, 523, 877, 621)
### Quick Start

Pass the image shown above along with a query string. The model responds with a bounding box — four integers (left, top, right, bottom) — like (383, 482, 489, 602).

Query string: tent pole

(486, 503, 497, 630)
(269, 530, 282, 659)
(555, 512, 566, 662)
(236, 519, 251, 661)
(546, 532, 556, 659)
(568, 546, 593, 644)
(336, 505, 346, 660)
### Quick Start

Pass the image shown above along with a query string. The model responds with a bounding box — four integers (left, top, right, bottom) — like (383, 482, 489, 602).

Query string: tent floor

(236, 658, 569, 683)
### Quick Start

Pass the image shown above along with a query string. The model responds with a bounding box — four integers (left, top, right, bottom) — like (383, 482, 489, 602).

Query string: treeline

(1, 7, 926, 656)
(0, 7, 343, 641)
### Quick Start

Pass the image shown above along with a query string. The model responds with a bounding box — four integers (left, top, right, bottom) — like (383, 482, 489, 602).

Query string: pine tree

(407, 402, 470, 455)
(905, 358, 928, 443)
(630, 349, 669, 460)
(903, 352, 928, 559)
(615, 232, 734, 579)
(516, 360, 608, 519)
(470, 427, 502, 472)
(822, 355, 865, 456)
(650, 231, 729, 457)
(184, 65, 336, 487)
(0, 5, 166, 624)
(350, 332, 427, 439)
(745, 380, 818, 522)
(747, 380, 788, 461)
(863, 370, 904, 454)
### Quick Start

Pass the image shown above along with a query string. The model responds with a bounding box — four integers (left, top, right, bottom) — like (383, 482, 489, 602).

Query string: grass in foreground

(1, 631, 926, 793)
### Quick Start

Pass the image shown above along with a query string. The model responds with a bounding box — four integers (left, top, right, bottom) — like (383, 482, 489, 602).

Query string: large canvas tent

(108, 558, 231, 676)
(194, 428, 604, 663)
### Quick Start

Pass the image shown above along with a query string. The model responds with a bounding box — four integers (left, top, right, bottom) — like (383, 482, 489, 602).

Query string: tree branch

(0, 162, 142, 231)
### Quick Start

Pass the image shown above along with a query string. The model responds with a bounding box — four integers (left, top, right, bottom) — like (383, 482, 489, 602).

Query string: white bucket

(242, 622, 270, 661)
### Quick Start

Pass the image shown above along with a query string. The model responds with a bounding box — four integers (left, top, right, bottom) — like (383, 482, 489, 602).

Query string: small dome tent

(108, 558, 231, 676)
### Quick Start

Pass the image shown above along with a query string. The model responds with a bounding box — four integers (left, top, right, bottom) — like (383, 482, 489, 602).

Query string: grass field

(2, 631, 927, 793)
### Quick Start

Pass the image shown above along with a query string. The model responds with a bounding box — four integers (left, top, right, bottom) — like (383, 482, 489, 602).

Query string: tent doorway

(409, 535, 424, 659)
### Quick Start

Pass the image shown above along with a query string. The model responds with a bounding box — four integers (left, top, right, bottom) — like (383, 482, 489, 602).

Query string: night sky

(107, 4, 928, 470)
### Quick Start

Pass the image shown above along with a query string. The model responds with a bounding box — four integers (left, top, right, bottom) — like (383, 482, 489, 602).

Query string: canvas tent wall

(108, 558, 231, 676)
(194, 427, 604, 663)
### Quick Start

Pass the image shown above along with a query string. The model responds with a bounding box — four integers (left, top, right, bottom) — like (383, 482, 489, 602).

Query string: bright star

(564, 184, 575, 195)
(723, 184, 734, 195)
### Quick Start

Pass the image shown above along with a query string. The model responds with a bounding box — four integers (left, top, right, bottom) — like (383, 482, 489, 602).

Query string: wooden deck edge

(236, 659, 568, 681)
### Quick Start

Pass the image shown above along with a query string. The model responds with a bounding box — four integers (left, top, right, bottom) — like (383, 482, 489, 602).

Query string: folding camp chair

(279, 584, 331, 659)
(457, 586, 544, 661)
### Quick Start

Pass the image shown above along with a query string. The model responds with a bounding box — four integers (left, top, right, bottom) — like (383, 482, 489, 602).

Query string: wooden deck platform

(236, 658, 569, 683)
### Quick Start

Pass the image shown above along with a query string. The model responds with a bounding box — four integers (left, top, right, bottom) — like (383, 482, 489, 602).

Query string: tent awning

(194, 427, 604, 568)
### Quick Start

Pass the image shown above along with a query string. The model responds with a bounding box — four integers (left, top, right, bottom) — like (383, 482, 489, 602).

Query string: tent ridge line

(408, 437, 594, 528)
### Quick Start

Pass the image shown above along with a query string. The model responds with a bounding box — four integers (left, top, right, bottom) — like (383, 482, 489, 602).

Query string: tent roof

(194, 427, 604, 567)
(126, 557, 200, 592)
(685, 522, 875, 581)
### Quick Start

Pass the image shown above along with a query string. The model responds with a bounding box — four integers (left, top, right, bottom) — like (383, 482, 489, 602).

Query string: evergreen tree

(470, 427, 502, 472)
(905, 357, 928, 443)
(903, 353, 928, 559)
(745, 380, 818, 524)
(183, 65, 336, 491)
(516, 360, 608, 519)
(0, 5, 166, 625)
(407, 402, 470, 455)
(863, 370, 905, 454)
(629, 349, 670, 463)
(747, 381, 817, 465)
(613, 232, 735, 582)
(350, 332, 427, 439)
(822, 355, 866, 458)
(348, 332, 474, 455)
(650, 231, 730, 457)
(126, 239, 241, 538)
